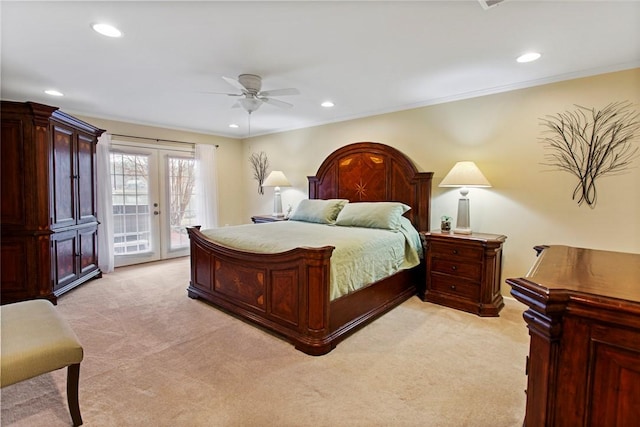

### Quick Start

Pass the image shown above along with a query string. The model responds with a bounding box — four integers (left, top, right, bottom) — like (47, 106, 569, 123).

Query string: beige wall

(76, 116, 244, 227)
(74, 69, 639, 294)
(243, 68, 640, 292)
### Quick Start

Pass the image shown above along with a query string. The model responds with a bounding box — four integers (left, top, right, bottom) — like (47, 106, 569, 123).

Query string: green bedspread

(200, 220, 422, 300)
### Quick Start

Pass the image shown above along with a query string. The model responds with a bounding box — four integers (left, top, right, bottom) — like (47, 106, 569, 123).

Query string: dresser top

(524, 245, 640, 303)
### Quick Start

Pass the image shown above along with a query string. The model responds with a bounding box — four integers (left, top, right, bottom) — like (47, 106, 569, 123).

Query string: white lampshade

(439, 161, 491, 235)
(439, 161, 491, 188)
(262, 170, 291, 187)
(262, 171, 291, 217)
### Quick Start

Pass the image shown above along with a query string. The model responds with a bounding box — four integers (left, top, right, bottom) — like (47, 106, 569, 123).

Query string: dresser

(507, 245, 640, 427)
(1, 101, 105, 304)
(421, 231, 506, 316)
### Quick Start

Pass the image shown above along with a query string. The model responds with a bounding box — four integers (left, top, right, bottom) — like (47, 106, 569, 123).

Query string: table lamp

(262, 170, 291, 217)
(439, 161, 491, 234)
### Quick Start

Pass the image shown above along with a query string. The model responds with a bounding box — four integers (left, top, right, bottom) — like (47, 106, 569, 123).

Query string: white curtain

(195, 143, 219, 229)
(96, 133, 115, 273)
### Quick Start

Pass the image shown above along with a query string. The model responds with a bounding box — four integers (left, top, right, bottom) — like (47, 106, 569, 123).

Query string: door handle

(154, 210, 160, 215)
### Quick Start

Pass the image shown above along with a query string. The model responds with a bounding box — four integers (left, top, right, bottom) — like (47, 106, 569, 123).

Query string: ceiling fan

(216, 74, 300, 114)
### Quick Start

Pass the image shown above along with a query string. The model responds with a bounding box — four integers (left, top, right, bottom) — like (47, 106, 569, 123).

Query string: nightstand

(251, 215, 288, 224)
(420, 231, 506, 316)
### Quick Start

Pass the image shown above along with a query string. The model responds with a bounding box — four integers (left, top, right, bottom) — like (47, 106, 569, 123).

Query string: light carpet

(1, 257, 529, 426)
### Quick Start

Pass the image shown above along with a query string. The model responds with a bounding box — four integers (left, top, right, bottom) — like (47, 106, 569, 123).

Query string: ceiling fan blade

(202, 91, 242, 96)
(261, 97, 293, 109)
(259, 88, 300, 97)
(222, 76, 247, 92)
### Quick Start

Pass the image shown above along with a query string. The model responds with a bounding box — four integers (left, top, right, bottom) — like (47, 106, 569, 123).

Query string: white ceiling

(2, 1, 639, 139)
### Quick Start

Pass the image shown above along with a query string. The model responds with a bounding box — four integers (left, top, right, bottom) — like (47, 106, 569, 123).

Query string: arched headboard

(308, 142, 433, 232)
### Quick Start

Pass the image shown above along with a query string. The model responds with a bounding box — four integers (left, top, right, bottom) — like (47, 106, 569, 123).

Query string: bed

(187, 142, 433, 355)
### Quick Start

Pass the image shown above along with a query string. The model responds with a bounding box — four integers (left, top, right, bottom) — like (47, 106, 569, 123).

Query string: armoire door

(50, 123, 76, 230)
(51, 229, 79, 291)
(78, 224, 99, 277)
(77, 133, 98, 225)
(51, 225, 99, 293)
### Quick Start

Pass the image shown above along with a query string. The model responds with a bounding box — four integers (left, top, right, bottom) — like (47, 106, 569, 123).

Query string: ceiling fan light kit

(239, 97, 262, 113)
(217, 73, 300, 115)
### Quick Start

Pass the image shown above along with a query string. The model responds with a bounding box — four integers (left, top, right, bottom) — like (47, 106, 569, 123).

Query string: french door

(110, 143, 197, 267)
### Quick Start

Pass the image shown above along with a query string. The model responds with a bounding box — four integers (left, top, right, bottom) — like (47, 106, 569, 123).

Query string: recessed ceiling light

(229, 124, 239, 128)
(45, 89, 64, 97)
(92, 23, 122, 38)
(516, 52, 541, 63)
(321, 101, 335, 108)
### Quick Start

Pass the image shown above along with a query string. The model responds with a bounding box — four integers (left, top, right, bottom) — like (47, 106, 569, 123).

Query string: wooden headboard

(308, 142, 433, 232)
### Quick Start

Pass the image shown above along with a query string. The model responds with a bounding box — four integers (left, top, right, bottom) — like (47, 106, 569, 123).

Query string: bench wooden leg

(67, 363, 82, 426)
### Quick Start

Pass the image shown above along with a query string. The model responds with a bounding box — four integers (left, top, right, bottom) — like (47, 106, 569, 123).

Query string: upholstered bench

(1, 299, 84, 426)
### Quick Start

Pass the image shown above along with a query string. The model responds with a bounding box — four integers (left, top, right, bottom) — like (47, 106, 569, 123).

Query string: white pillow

(335, 202, 411, 230)
(289, 199, 349, 224)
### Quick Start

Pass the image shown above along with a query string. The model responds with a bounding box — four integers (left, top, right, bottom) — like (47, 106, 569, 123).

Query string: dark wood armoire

(1, 101, 105, 304)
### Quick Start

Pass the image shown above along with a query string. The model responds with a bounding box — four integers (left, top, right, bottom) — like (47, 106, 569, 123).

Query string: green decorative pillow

(289, 199, 349, 224)
(335, 202, 411, 230)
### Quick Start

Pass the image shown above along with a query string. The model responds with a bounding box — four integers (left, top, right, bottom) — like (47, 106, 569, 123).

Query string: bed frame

(187, 142, 433, 355)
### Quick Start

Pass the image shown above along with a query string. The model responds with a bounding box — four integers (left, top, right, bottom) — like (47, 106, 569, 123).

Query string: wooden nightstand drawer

(431, 274, 480, 300)
(430, 241, 483, 262)
(431, 258, 482, 281)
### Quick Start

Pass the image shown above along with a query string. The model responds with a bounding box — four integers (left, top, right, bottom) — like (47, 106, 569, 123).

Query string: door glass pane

(167, 156, 196, 250)
(110, 152, 151, 255)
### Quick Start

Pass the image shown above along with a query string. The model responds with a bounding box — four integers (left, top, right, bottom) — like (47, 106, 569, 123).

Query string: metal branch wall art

(249, 151, 269, 195)
(539, 101, 640, 207)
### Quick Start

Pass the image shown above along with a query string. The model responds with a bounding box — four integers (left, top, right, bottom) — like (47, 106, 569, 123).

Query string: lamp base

(272, 186, 283, 217)
(453, 227, 472, 235)
(455, 196, 471, 235)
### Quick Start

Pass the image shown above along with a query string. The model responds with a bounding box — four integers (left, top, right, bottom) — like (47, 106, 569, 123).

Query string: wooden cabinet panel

(508, 245, 640, 427)
(1, 101, 104, 304)
(51, 124, 76, 229)
(1, 234, 54, 303)
(590, 339, 640, 426)
(78, 225, 99, 275)
(421, 231, 506, 316)
(1, 119, 26, 226)
(52, 229, 79, 290)
(51, 225, 100, 295)
(76, 133, 97, 224)
(1, 239, 29, 295)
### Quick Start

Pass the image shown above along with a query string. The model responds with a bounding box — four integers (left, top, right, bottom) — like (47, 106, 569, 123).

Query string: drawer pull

(451, 265, 457, 271)
(452, 249, 458, 254)
(450, 285, 456, 290)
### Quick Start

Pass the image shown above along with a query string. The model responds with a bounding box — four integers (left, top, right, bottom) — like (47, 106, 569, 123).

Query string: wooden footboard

(187, 226, 420, 355)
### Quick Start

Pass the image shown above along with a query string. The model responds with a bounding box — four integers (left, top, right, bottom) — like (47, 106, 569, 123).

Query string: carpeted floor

(1, 257, 529, 426)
